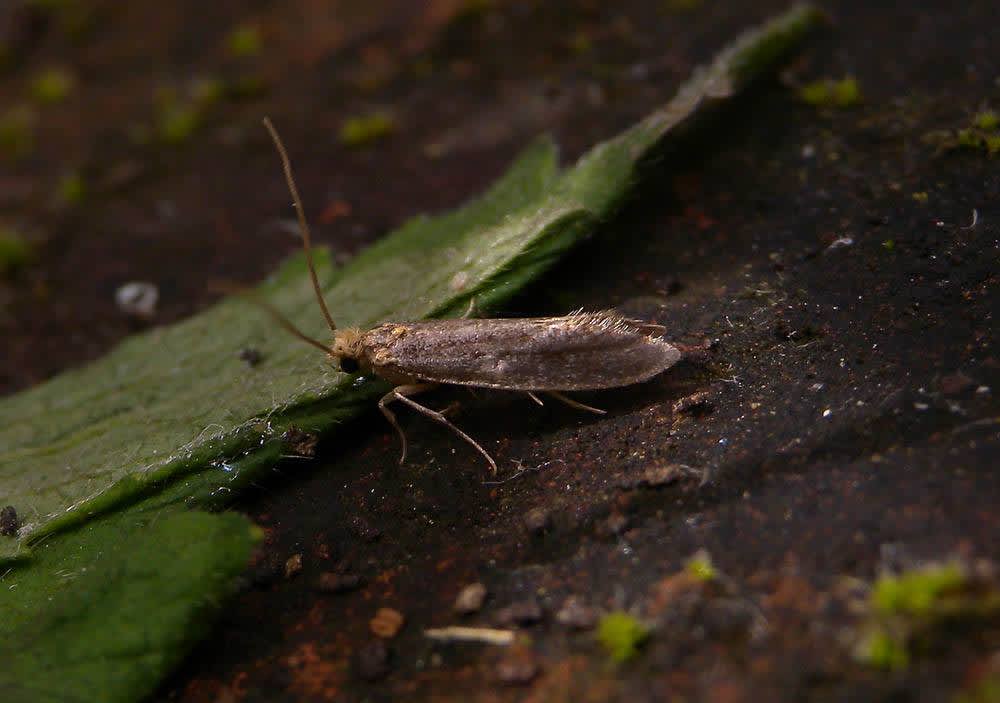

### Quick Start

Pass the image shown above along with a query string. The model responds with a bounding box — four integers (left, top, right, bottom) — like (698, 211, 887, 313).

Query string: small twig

(424, 626, 515, 645)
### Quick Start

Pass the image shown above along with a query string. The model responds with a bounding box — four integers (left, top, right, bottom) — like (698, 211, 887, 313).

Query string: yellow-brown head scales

(329, 327, 366, 373)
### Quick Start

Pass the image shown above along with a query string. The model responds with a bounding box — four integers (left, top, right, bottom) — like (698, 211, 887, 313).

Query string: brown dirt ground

(2, 1, 999, 701)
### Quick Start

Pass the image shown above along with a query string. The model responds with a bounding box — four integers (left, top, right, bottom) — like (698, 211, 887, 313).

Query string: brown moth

(260, 118, 681, 473)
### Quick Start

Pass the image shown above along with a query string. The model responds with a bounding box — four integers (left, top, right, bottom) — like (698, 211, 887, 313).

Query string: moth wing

(362, 313, 680, 391)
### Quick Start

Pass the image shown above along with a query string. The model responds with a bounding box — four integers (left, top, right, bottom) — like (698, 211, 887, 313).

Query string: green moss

(798, 81, 829, 106)
(157, 104, 201, 144)
(858, 561, 1000, 672)
(973, 110, 999, 132)
(190, 77, 224, 107)
(954, 676, 1000, 703)
(939, 111, 1000, 155)
(832, 77, 862, 106)
(153, 78, 223, 142)
(339, 112, 395, 146)
(872, 563, 966, 617)
(0, 105, 35, 160)
(57, 171, 85, 205)
(685, 549, 717, 582)
(986, 135, 1000, 156)
(856, 628, 909, 670)
(569, 30, 592, 55)
(799, 76, 862, 108)
(226, 24, 261, 58)
(31, 67, 75, 104)
(958, 128, 982, 148)
(0, 228, 33, 275)
(597, 612, 650, 663)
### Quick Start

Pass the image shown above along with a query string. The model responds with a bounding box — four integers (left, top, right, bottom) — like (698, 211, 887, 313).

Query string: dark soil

(2, 1, 999, 701)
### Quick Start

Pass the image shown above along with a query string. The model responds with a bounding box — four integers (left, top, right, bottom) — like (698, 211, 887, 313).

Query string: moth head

(330, 327, 365, 373)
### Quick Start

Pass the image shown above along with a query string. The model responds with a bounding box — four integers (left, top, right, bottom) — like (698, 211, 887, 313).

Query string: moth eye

(339, 357, 360, 374)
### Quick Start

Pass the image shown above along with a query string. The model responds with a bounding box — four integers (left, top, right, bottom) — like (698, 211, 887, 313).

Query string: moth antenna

(263, 116, 338, 334)
(210, 281, 332, 355)
(245, 290, 333, 355)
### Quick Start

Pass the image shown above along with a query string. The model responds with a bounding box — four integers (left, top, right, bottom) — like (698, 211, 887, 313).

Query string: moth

(259, 118, 681, 473)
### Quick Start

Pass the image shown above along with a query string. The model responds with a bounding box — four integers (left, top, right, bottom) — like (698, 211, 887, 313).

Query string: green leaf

(0, 5, 819, 564)
(0, 509, 259, 702)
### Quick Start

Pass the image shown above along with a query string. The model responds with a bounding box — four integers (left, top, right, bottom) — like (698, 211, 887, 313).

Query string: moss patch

(872, 563, 967, 617)
(685, 549, 718, 582)
(57, 171, 86, 206)
(226, 24, 262, 58)
(157, 103, 201, 144)
(30, 67, 75, 104)
(597, 612, 650, 663)
(973, 110, 998, 131)
(855, 628, 910, 671)
(0, 227, 33, 275)
(339, 112, 396, 146)
(857, 561, 1000, 671)
(798, 76, 862, 108)
(954, 675, 1000, 703)
(924, 107, 1000, 156)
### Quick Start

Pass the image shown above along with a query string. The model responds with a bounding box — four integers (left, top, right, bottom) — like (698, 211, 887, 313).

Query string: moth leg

(389, 384, 499, 474)
(546, 391, 607, 415)
(526, 391, 545, 407)
(461, 297, 479, 319)
(379, 383, 436, 466)
(438, 399, 462, 418)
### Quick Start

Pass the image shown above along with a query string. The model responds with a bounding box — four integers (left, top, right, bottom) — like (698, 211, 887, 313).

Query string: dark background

(2, 1, 998, 700)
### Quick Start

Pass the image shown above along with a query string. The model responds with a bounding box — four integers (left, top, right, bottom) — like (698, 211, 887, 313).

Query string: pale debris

(424, 626, 515, 646)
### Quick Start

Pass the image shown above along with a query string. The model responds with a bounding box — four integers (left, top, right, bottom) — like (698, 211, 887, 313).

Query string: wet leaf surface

(0, 509, 258, 703)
